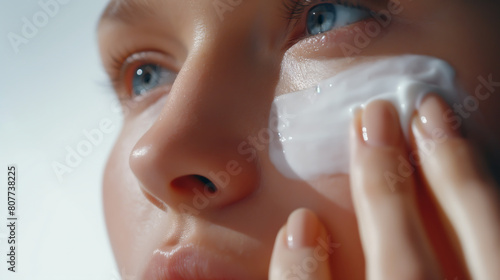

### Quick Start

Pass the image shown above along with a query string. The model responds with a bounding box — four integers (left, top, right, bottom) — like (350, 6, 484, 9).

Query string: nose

(129, 34, 279, 213)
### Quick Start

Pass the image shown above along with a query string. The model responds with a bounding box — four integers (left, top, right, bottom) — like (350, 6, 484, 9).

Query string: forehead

(100, 0, 165, 24)
(99, 0, 292, 26)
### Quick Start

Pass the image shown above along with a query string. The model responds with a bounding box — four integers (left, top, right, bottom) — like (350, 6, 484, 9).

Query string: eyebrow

(99, 0, 161, 25)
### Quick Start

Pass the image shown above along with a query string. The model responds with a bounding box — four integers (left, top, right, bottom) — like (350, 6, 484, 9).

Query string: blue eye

(307, 3, 370, 35)
(132, 64, 176, 96)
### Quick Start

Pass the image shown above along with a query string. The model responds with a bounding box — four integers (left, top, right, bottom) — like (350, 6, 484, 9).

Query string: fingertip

(414, 94, 461, 141)
(349, 104, 364, 169)
(349, 105, 364, 144)
(269, 209, 332, 280)
(286, 208, 322, 249)
(362, 100, 402, 147)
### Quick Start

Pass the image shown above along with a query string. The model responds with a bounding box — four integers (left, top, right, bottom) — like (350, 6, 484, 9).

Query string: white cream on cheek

(269, 55, 462, 180)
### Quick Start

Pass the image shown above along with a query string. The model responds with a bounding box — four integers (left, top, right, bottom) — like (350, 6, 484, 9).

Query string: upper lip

(141, 244, 253, 280)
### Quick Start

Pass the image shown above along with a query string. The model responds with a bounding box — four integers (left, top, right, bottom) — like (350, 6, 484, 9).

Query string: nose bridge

(129, 29, 281, 211)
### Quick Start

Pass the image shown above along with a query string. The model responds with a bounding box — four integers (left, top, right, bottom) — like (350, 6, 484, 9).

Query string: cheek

(102, 131, 165, 278)
(452, 70, 500, 174)
(275, 53, 353, 95)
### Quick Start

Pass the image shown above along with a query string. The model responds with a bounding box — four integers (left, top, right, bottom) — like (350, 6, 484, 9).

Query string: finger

(412, 94, 500, 280)
(269, 208, 333, 280)
(350, 100, 441, 280)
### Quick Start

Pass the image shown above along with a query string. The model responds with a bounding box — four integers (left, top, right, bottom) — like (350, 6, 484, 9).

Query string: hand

(269, 95, 500, 280)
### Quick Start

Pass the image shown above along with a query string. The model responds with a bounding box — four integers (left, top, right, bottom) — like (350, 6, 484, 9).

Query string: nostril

(171, 175, 218, 194)
(193, 175, 218, 194)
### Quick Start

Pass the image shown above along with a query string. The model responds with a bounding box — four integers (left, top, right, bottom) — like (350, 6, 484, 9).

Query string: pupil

(307, 3, 336, 35)
(132, 63, 176, 96)
(318, 14, 324, 25)
(132, 64, 160, 96)
(143, 72, 152, 84)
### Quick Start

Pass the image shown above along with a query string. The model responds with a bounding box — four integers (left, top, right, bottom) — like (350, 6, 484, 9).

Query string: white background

(0, 0, 120, 279)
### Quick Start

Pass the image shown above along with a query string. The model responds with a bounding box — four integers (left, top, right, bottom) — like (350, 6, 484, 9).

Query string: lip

(141, 244, 253, 280)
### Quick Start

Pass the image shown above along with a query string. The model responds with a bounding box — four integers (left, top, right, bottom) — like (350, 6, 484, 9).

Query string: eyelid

(284, 0, 374, 45)
(285, 0, 369, 20)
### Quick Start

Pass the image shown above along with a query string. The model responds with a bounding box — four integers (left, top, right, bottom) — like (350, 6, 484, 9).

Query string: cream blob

(269, 55, 463, 180)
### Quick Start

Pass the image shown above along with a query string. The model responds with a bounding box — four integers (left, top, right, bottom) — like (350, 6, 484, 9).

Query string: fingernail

(350, 105, 363, 117)
(414, 94, 461, 139)
(287, 208, 320, 249)
(361, 100, 401, 147)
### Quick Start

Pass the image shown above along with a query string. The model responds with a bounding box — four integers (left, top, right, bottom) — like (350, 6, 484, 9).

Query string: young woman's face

(98, 0, 500, 278)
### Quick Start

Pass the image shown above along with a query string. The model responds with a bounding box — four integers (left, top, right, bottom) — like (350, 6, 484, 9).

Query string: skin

(98, 0, 500, 279)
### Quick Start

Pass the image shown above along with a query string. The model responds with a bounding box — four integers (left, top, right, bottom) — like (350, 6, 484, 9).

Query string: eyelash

(107, 0, 371, 95)
(284, 0, 366, 20)
(108, 48, 133, 90)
